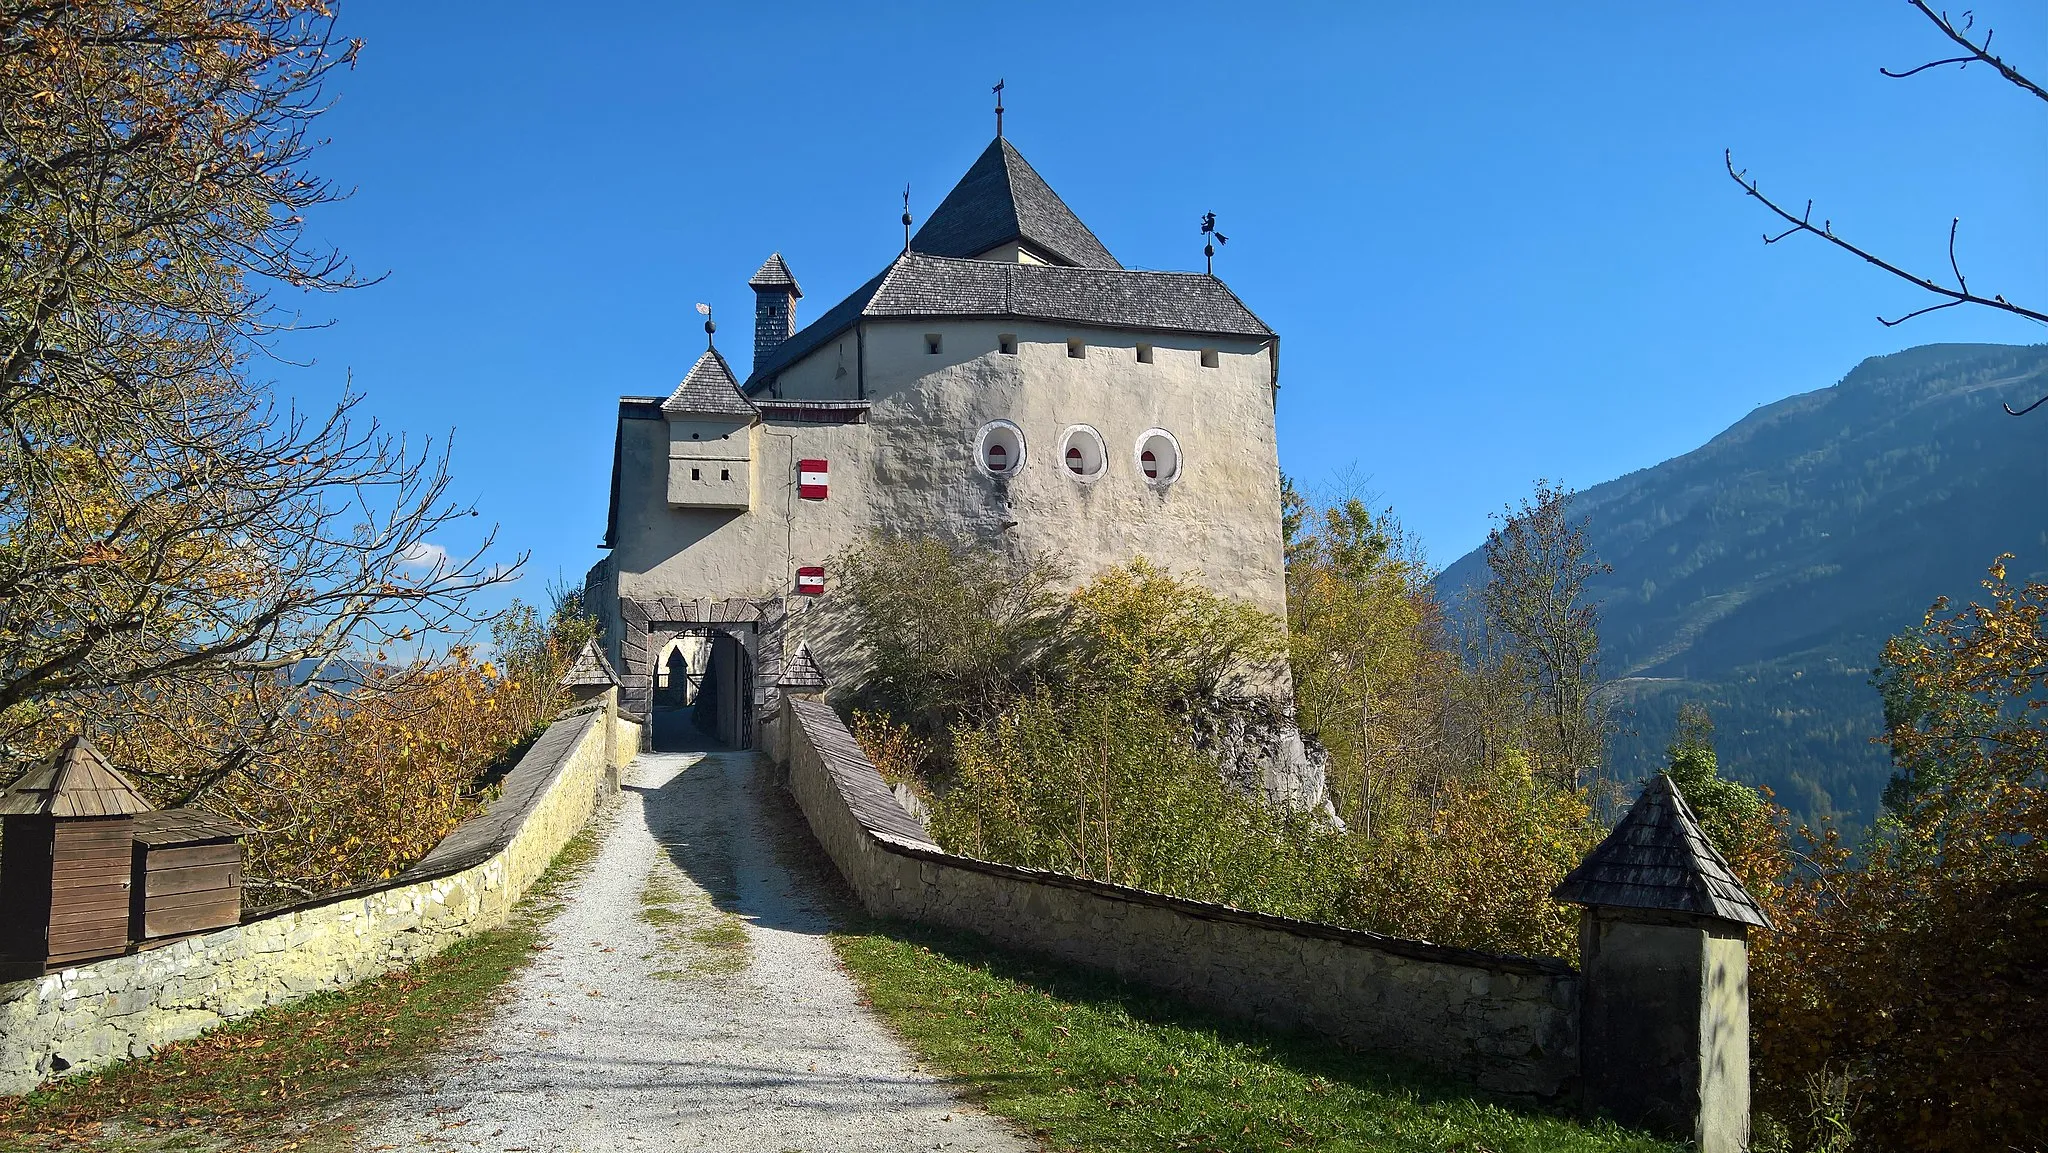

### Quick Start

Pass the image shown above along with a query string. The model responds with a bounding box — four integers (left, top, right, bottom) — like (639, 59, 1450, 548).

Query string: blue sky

(285, 1, 2046, 606)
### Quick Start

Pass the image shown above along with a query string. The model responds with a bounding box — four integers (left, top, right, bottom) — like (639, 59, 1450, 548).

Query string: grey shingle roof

(133, 807, 246, 846)
(745, 253, 1272, 390)
(748, 253, 802, 297)
(0, 736, 154, 817)
(1552, 775, 1772, 928)
(558, 638, 620, 689)
(912, 137, 1119, 269)
(661, 348, 756, 419)
(776, 644, 827, 691)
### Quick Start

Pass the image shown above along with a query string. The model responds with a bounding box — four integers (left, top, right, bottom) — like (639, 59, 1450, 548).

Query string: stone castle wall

(0, 702, 634, 1097)
(777, 697, 1580, 1099)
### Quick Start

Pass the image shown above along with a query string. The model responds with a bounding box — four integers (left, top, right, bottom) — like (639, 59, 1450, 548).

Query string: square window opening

(720, 468, 731, 481)
(925, 333, 942, 355)
(1200, 348, 1220, 369)
(691, 468, 701, 481)
(1136, 343, 1153, 364)
(998, 334, 1018, 355)
(1067, 338, 1086, 359)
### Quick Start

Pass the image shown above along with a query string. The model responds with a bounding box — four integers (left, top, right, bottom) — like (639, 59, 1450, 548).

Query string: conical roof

(558, 638, 620, 689)
(661, 347, 755, 419)
(775, 644, 827, 691)
(748, 253, 802, 298)
(0, 736, 154, 818)
(911, 138, 1119, 269)
(1552, 775, 1771, 928)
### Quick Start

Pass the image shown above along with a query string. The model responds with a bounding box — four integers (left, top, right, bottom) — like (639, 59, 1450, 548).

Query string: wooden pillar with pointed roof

(1553, 775, 1771, 1153)
(0, 737, 155, 971)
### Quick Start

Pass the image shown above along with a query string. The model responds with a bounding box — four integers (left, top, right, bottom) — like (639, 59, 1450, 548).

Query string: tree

(834, 534, 1068, 742)
(1, 1, 519, 794)
(1750, 556, 2046, 1151)
(1661, 703, 1764, 848)
(1726, 0, 2048, 415)
(1479, 481, 1611, 790)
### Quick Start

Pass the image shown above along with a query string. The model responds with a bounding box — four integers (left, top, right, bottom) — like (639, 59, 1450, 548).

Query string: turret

(749, 253, 802, 375)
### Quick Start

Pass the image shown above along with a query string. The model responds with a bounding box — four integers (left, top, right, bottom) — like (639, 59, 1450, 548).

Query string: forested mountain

(1436, 343, 2048, 829)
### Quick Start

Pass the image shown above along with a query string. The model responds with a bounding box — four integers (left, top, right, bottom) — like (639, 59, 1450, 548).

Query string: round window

(1059, 426, 1107, 482)
(975, 420, 1025, 477)
(1135, 429, 1182, 485)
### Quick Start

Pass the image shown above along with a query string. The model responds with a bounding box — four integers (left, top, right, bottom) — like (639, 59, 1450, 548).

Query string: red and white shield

(798, 459, 828, 500)
(795, 566, 825, 595)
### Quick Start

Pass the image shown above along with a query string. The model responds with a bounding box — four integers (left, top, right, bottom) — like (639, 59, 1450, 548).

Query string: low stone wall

(778, 697, 1579, 1098)
(0, 704, 632, 1097)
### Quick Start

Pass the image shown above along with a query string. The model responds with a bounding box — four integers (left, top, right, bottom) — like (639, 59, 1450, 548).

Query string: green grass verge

(0, 826, 605, 1153)
(833, 920, 1680, 1153)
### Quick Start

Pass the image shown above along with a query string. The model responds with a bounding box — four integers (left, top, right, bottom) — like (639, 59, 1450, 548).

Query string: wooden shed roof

(1551, 774, 1771, 929)
(132, 808, 248, 846)
(0, 736, 155, 818)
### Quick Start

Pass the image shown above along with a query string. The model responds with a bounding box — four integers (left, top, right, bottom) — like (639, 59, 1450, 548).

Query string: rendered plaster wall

(613, 320, 1288, 691)
(0, 707, 629, 1097)
(778, 698, 1579, 1099)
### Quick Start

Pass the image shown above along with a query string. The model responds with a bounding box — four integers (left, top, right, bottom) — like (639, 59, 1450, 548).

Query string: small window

(925, 333, 942, 355)
(1135, 343, 1153, 364)
(976, 420, 1026, 477)
(1059, 426, 1106, 482)
(690, 431, 700, 440)
(1200, 349, 1219, 369)
(720, 468, 731, 481)
(998, 334, 1017, 355)
(1136, 428, 1182, 485)
(1067, 338, 1086, 359)
(691, 468, 701, 480)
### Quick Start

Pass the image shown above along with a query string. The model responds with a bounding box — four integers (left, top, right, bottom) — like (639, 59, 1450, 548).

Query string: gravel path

(358, 749, 1034, 1153)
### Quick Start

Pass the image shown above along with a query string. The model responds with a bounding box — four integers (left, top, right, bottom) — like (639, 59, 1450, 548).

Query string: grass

(638, 865, 751, 980)
(832, 919, 1680, 1153)
(0, 827, 605, 1153)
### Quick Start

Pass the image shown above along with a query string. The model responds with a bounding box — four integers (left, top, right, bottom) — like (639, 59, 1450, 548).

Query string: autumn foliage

(1744, 558, 2047, 1152)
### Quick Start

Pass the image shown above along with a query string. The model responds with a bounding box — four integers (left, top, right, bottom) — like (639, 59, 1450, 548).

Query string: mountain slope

(1435, 342, 2048, 828)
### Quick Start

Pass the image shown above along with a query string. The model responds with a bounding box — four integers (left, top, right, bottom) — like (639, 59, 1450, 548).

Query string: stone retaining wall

(778, 697, 1579, 1099)
(0, 703, 633, 1097)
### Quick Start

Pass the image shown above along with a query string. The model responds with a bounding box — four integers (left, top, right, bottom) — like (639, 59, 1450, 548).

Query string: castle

(586, 129, 1315, 802)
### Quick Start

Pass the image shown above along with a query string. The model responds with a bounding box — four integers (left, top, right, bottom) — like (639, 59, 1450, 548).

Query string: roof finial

(695, 301, 714, 347)
(901, 184, 913, 253)
(993, 78, 1005, 139)
(1200, 211, 1228, 275)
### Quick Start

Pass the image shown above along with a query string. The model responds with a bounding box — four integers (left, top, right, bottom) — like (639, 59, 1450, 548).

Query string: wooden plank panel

(52, 843, 131, 864)
(145, 886, 238, 915)
(49, 902, 129, 928)
(47, 937, 128, 962)
(49, 882, 129, 906)
(144, 863, 238, 897)
(52, 826, 131, 845)
(144, 843, 239, 869)
(145, 901, 236, 938)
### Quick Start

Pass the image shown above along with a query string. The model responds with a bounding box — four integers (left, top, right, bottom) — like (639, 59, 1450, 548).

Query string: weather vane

(993, 78, 1005, 138)
(901, 184, 913, 252)
(1200, 212, 1228, 274)
(695, 301, 714, 347)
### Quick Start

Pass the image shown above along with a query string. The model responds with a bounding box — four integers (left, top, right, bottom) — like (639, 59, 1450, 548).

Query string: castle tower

(749, 254, 802, 375)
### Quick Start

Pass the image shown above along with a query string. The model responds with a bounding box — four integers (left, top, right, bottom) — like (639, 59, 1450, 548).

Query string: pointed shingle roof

(0, 736, 154, 817)
(558, 638, 620, 689)
(1552, 775, 1772, 929)
(912, 138, 1119, 269)
(776, 644, 827, 691)
(748, 253, 802, 298)
(661, 347, 756, 419)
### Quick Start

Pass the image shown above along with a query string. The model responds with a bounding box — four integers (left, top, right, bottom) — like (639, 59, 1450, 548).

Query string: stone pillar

(1553, 775, 1770, 1153)
(1576, 909, 1752, 1151)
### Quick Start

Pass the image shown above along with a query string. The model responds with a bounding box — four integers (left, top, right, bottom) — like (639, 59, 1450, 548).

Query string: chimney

(748, 253, 802, 375)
